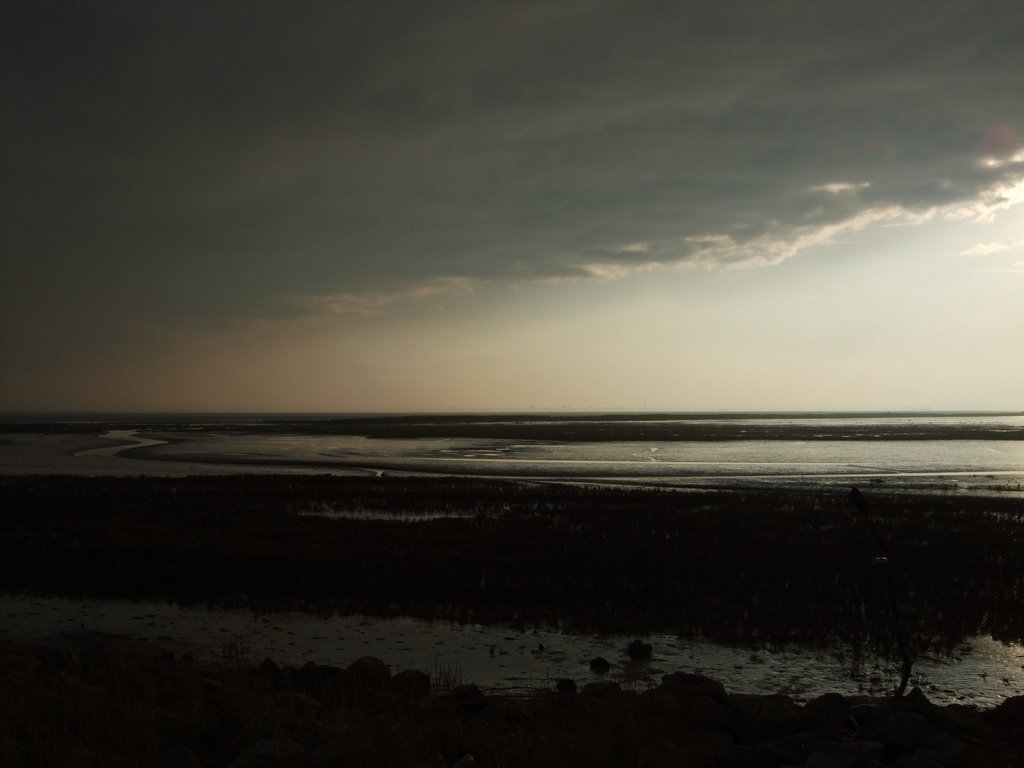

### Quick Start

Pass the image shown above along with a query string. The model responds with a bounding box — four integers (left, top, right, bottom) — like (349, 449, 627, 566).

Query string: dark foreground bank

(2, 475, 1023, 655)
(2, 637, 1023, 767)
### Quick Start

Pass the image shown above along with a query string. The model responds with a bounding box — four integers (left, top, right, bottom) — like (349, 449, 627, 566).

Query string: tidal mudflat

(2, 474, 1023, 703)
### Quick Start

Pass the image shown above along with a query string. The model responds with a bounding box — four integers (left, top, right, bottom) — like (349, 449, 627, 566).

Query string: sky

(3, 1, 1023, 412)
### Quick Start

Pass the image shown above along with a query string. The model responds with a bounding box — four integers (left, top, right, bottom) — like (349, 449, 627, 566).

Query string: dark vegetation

(3, 412, 1023, 440)
(2, 475, 1023, 658)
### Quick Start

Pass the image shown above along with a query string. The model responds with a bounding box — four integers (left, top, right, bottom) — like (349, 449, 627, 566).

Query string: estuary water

(4, 412, 1021, 496)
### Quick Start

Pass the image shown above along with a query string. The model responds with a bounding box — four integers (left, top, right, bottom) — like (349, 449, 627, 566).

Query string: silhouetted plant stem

(849, 486, 913, 697)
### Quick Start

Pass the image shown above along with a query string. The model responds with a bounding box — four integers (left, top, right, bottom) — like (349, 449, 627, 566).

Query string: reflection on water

(4, 414, 1023, 497)
(119, 413, 1024, 495)
(296, 503, 481, 522)
(73, 430, 169, 458)
(4, 593, 1022, 706)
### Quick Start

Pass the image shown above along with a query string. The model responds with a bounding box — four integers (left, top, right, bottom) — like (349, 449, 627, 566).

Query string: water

(4, 593, 1023, 706)
(3, 411, 1020, 495)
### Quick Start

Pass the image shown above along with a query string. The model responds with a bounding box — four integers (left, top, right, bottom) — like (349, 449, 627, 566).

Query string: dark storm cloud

(4, 0, 1024, 358)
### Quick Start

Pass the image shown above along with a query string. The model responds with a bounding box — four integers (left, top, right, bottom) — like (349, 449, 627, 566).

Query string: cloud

(303, 277, 479, 318)
(809, 182, 873, 194)
(4, 0, 1024, 352)
(959, 239, 1024, 257)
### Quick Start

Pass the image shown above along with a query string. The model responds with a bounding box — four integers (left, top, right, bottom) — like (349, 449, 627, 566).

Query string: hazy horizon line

(2, 408, 1022, 421)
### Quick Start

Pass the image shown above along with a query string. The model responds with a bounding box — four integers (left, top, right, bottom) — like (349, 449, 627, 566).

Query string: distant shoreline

(3, 411, 1023, 442)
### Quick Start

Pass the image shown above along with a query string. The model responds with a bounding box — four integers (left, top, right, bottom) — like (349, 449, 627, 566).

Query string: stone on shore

(347, 656, 391, 689)
(391, 668, 431, 697)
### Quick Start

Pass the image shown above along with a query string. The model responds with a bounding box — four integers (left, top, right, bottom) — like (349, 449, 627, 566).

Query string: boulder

(347, 656, 391, 689)
(664, 729, 733, 767)
(719, 743, 788, 767)
(317, 664, 345, 682)
(677, 694, 732, 731)
(869, 711, 932, 752)
(806, 748, 856, 768)
(803, 692, 850, 730)
(391, 668, 431, 697)
(581, 681, 622, 699)
(481, 695, 525, 723)
(850, 704, 891, 728)
(311, 739, 350, 768)
(627, 639, 653, 659)
(556, 678, 577, 694)
(887, 754, 945, 768)
(228, 738, 304, 768)
(636, 690, 682, 721)
(839, 740, 884, 762)
(257, 657, 280, 677)
(984, 694, 1024, 731)
(589, 656, 611, 673)
(159, 746, 202, 768)
(273, 691, 321, 717)
(728, 693, 804, 742)
(452, 684, 487, 713)
(296, 661, 323, 699)
(258, 657, 289, 689)
(658, 672, 729, 705)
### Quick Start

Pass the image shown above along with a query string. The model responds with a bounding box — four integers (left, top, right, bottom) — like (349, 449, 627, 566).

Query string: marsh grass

(2, 475, 1024, 658)
(431, 654, 463, 692)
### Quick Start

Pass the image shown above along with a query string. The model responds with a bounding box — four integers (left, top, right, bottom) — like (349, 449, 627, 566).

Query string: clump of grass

(431, 655, 463, 692)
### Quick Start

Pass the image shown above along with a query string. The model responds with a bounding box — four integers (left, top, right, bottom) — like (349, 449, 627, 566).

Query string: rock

(627, 639, 653, 659)
(53, 744, 95, 768)
(258, 657, 290, 689)
(677, 694, 732, 731)
(452, 684, 486, 713)
(803, 692, 850, 730)
(391, 668, 431, 697)
(160, 746, 202, 768)
(556, 678, 577, 694)
(669, 729, 733, 766)
(871, 711, 932, 751)
(914, 742, 966, 768)
(296, 661, 323, 699)
(840, 740, 884, 762)
(258, 657, 280, 677)
(481, 696, 525, 723)
(589, 656, 611, 673)
(850, 704, 892, 728)
(728, 693, 804, 742)
(636, 690, 682, 721)
(347, 656, 391, 689)
(320, 669, 354, 705)
(311, 739, 350, 768)
(984, 694, 1024, 731)
(719, 743, 787, 767)
(806, 748, 856, 768)
(658, 672, 729, 705)
(905, 686, 937, 715)
(301, 723, 346, 753)
(581, 681, 622, 699)
(228, 738, 304, 768)
(888, 754, 944, 768)
(273, 691, 321, 717)
(937, 703, 986, 732)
